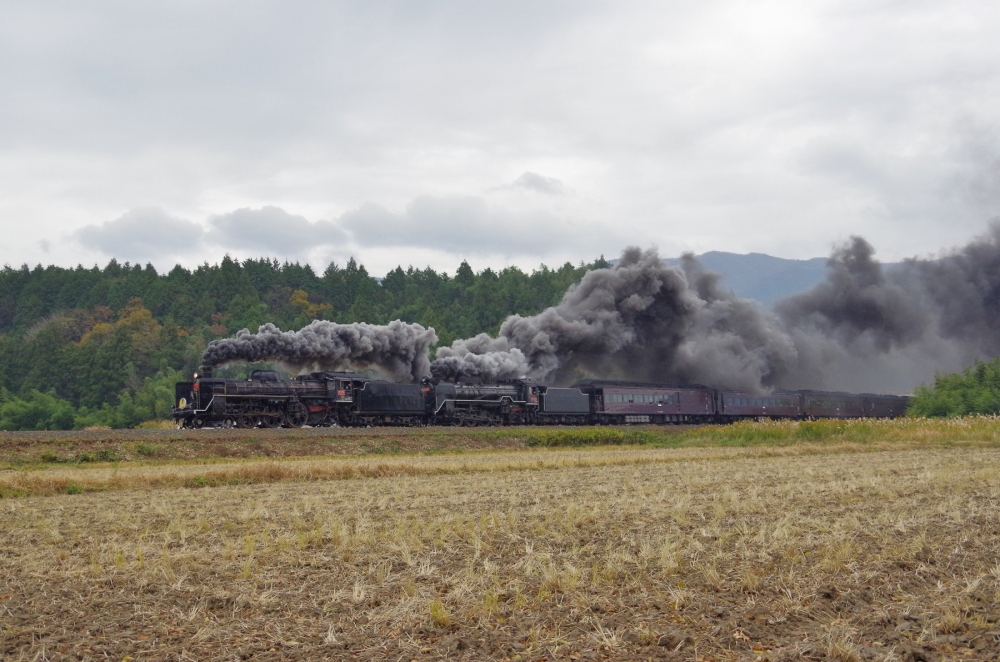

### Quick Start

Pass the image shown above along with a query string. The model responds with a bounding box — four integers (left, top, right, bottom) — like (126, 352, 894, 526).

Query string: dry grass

(2, 442, 999, 660)
(1, 437, 994, 498)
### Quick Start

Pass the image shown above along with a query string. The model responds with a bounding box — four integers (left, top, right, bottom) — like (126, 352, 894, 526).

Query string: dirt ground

(2, 443, 999, 661)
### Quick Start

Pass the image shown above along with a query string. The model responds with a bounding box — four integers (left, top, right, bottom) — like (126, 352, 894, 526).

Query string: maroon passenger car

(718, 390, 803, 419)
(573, 380, 716, 424)
(860, 394, 909, 418)
(800, 391, 865, 419)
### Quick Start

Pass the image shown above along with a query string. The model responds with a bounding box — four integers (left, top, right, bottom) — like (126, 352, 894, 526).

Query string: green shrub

(0, 389, 76, 431)
(909, 357, 1000, 417)
(74, 449, 118, 463)
(135, 442, 158, 457)
(93, 449, 120, 462)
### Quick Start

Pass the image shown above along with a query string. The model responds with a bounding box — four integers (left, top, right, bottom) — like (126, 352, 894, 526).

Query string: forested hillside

(0, 255, 609, 429)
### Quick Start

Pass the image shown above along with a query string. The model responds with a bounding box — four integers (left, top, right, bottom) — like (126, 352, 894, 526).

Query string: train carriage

(801, 391, 866, 419)
(861, 394, 909, 418)
(574, 380, 716, 424)
(719, 390, 803, 419)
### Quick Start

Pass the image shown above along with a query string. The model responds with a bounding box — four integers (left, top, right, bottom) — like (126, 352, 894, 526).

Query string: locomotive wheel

(236, 415, 253, 429)
(261, 413, 281, 428)
(284, 408, 308, 428)
(192, 418, 205, 429)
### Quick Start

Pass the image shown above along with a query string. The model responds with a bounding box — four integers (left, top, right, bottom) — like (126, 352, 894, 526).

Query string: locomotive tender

(172, 370, 909, 428)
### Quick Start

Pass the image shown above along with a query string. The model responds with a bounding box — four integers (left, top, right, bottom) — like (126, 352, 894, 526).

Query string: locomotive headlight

(179, 397, 187, 409)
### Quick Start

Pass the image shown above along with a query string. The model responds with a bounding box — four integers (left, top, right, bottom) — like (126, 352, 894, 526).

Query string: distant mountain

(611, 250, 897, 308)
(668, 251, 831, 308)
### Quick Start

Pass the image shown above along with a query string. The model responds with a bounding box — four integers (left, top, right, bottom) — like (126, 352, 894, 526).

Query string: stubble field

(2, 425, 1000, 661)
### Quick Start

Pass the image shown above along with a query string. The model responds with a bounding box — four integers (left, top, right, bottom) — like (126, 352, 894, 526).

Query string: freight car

(172, 371, 908, 428)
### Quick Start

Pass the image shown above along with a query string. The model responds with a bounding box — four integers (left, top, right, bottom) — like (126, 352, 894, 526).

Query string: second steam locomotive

(172, 369, 908, 428)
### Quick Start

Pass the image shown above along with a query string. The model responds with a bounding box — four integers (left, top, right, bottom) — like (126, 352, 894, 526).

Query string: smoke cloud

(776, 237, 928, 351)
(432, 247, 798, 390)
(432, 223, 1000, 392)
(201, 320, 438, 382)
(204, 222, 1000, 394)
(774, 223, 1000, 392)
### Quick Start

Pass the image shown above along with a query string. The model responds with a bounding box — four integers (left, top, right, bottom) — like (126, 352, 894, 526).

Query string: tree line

(906, 357, 1000, 417)
(0, 255, 609, 429)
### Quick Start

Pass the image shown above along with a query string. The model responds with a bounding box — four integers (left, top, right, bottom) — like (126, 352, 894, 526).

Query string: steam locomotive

(171, 369, 909, 428)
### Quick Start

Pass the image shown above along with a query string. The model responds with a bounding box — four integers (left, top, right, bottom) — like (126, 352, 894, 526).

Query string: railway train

(171, 369, 909, 428)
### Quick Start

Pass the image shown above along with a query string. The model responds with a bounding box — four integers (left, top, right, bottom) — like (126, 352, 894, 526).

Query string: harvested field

(2, 440, 999, 660)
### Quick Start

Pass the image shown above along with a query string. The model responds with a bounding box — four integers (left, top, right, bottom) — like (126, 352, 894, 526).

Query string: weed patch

(134, 442, 159, 457)
(75, 448, 120, 463)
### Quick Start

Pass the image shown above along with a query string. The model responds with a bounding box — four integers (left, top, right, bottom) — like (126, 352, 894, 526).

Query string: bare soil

(2, 442, 999, 661)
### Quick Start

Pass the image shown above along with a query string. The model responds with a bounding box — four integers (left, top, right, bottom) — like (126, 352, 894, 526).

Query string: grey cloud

(71, 199, 596, 267)
(7, 2, 1000, 271)
(205, 206, 347, 257)
(75, 207, 202, 261)
(339, 195, 586, 255)
(512, 172, 565, 195)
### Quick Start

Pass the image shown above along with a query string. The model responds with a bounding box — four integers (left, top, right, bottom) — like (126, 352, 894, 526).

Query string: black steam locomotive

(171, 369, 909, 428)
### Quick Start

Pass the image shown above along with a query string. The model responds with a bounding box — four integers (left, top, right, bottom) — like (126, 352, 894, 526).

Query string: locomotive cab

(325, 375, 355, 403)
(171, 376, 226, 427)
(196, 379, 227, 414)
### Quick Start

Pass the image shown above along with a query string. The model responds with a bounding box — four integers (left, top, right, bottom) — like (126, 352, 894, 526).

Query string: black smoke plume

(432, 223, 1000, 392)
(431, 247, 797, 390)
(773, 223, 1000, 392)
(201, 320, 437, 381)
(203, 223, 1000, 393)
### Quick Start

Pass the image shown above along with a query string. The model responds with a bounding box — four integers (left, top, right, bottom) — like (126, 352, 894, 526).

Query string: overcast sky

(2, 0, 1000, 276)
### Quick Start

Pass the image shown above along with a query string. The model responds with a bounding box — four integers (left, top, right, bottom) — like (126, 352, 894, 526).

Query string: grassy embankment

(2, 416, 1000, 498)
